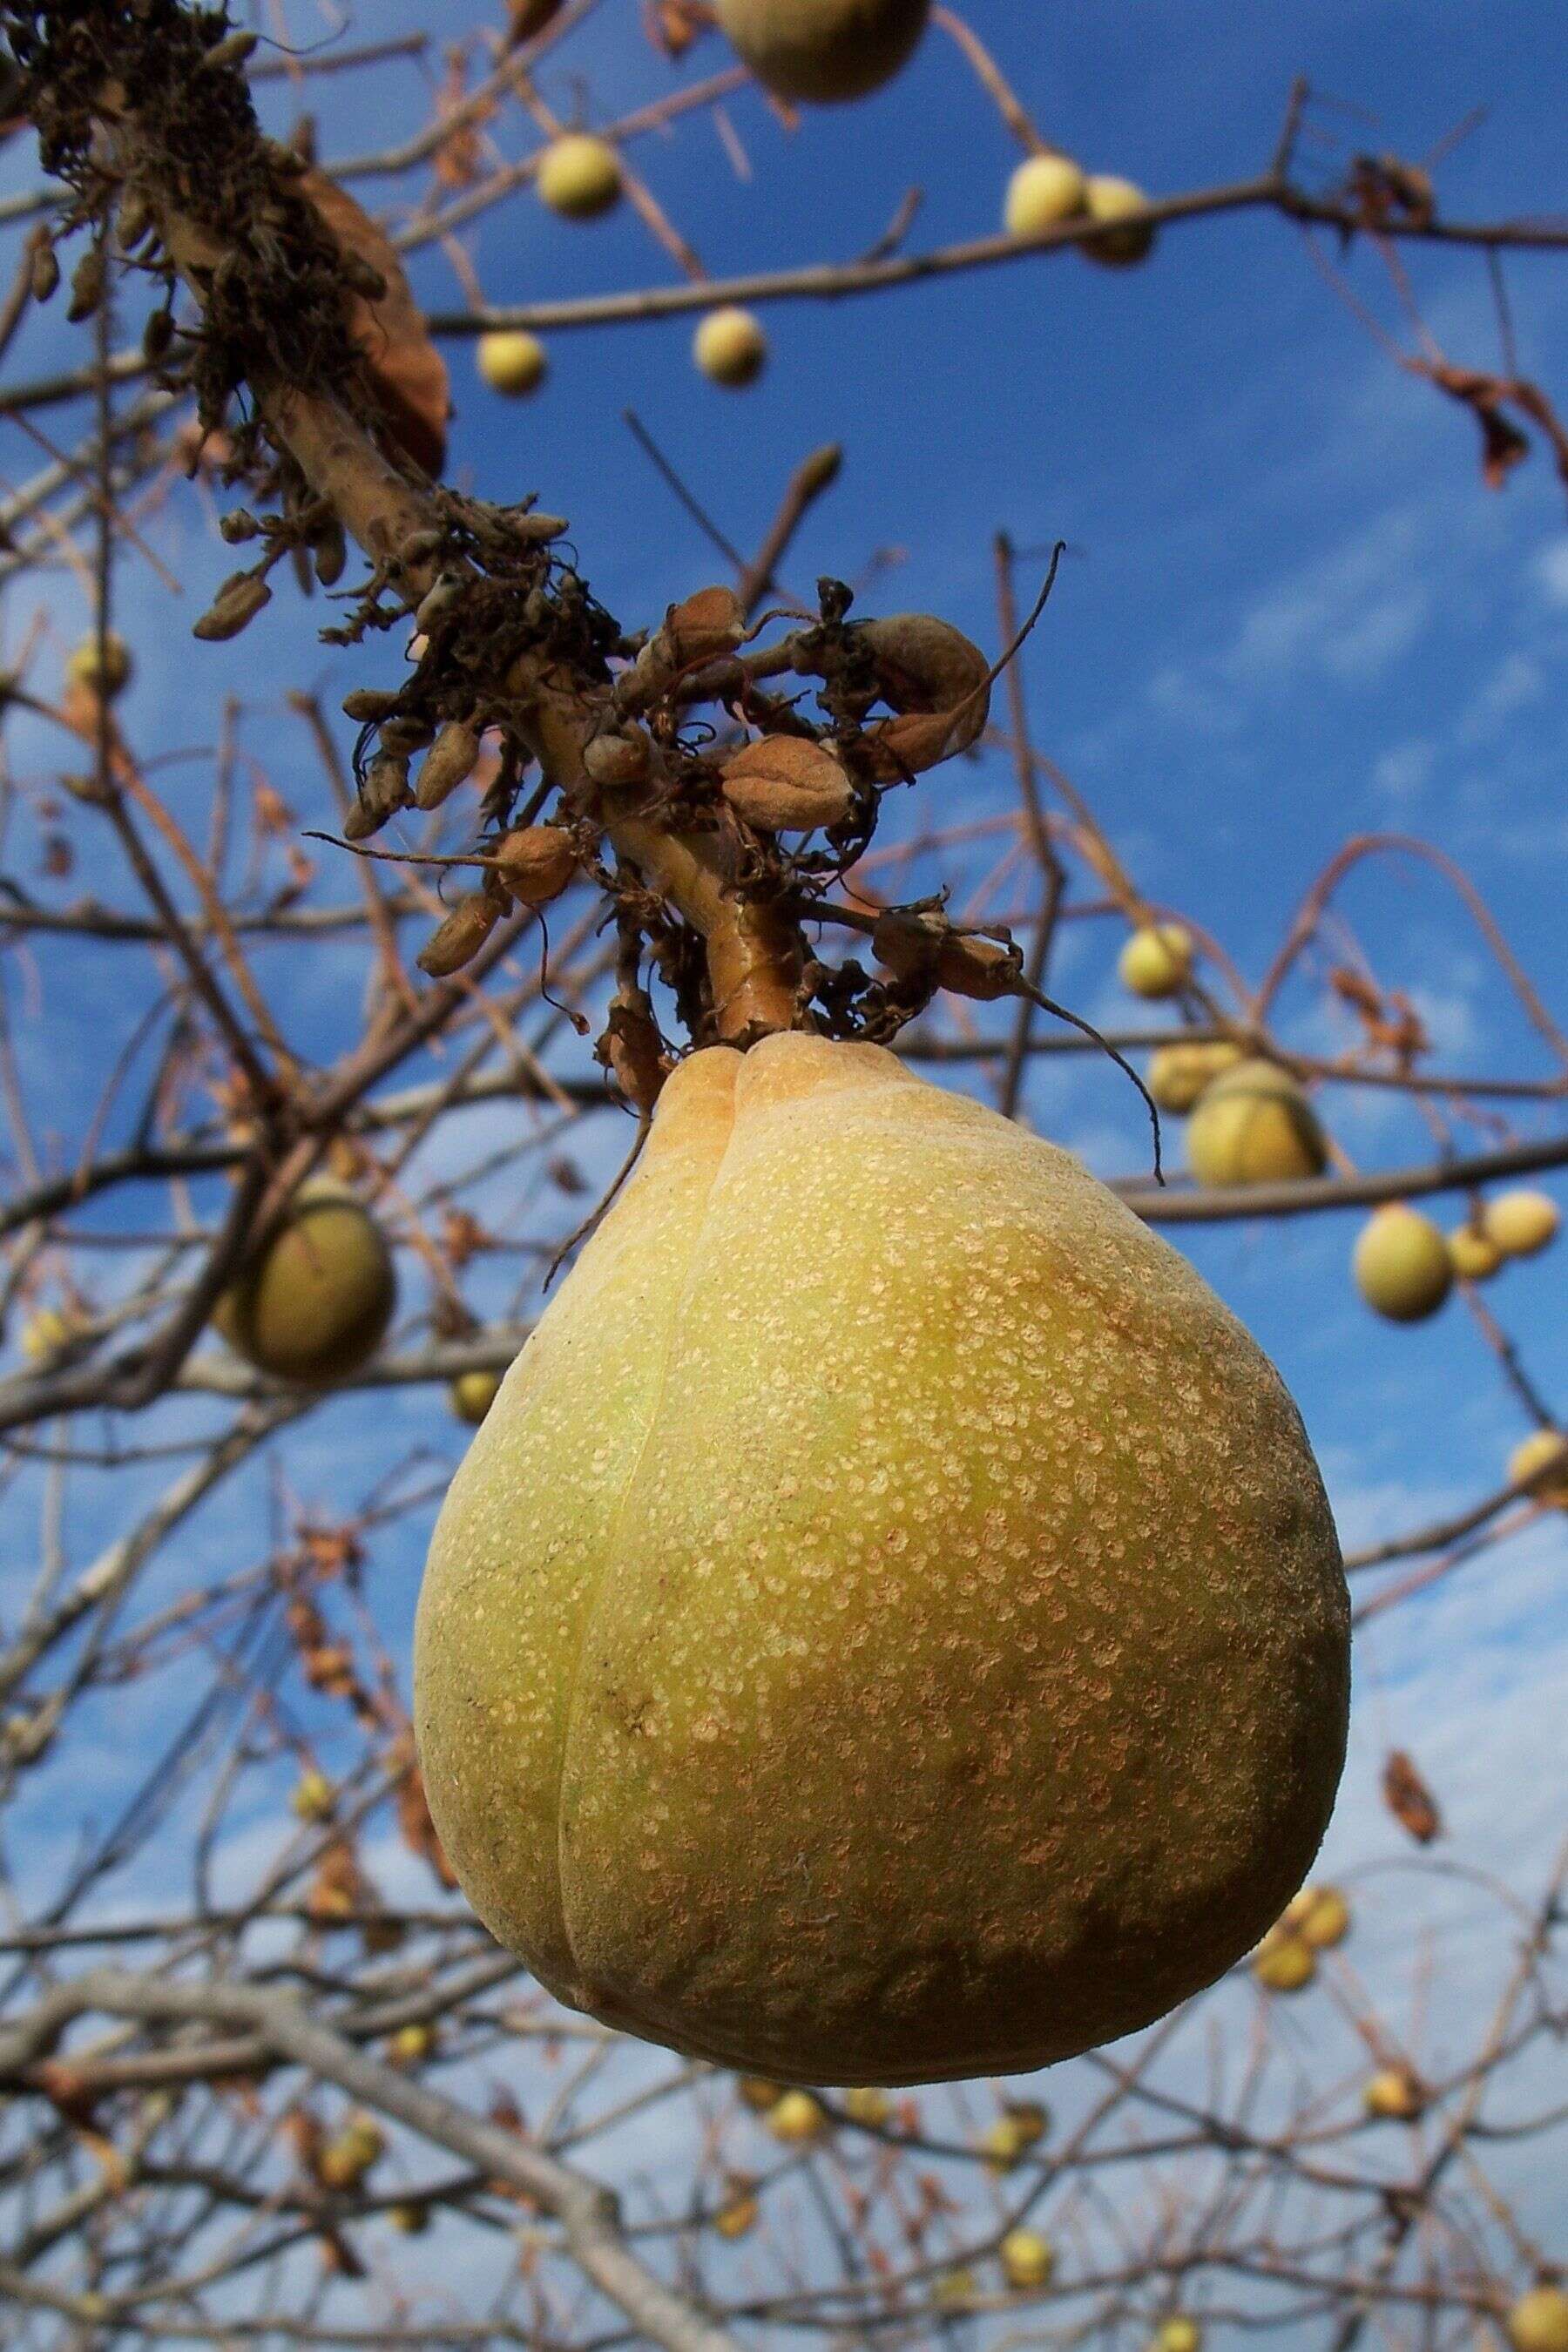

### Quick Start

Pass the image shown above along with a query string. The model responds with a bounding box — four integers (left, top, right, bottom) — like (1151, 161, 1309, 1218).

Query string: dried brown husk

(664, 585, 747, 668)
(415, 722, 481, 811)
(343, 753, 412, 841)
(851, 613, 992, 778)
(193, 571, 273, 642)
(721, 735, 854, 832)
(416, 888, 504, 977)
(492, 826, 578, 906)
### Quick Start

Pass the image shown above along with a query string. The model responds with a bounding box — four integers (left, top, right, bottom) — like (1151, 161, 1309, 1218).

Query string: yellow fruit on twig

(1363, 2065, 1424, 2121)
(1509, 1429, 1568, 1508)
(536, 134, 621, 220)
(66, 629, 133, 698)
(1082, 173, 1156, 265)
(450, 1369, 504, 1427)
(1004, 153, 1087, 237)
(1155, 2319, 1203, 2352)
(213, 1180, 395, 1387)
(476, 329, 548, 396)
(415, 1036, 1348, 2085)
(737, 2076, 786, 2112)
(1119, 923, 1193, 999)
(1448, 1222, 1502, 1281)
(1252, 1931, 1316, 1992)
(1283, 1882, 1349, 1949)
(1000, 2228, 1055, 2289)
(715, 0, 929, 104)
(1482, 1189, 1561, 1260)
(1146, 1040, 1244, 1114)
(981, 2100, 1048, 2170)
(768, 2089, 828, 2143)
(842, 2085, 891, 2126)
(1187, 1059, 1328, 1187)
(1507, 2288, 1568, 2352)
(316, 2116, 385, 2191)
(713, 2175, 760, 2238)
(290, 1769, 335, 1823)
(1352, 1205, 1453, 1323)
(694, 307, 769, 388)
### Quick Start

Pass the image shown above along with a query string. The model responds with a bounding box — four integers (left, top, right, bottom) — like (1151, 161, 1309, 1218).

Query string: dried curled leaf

(721, 734, 854, 833)
(300, 169, 450, 476)
(492, 825, 578, 906)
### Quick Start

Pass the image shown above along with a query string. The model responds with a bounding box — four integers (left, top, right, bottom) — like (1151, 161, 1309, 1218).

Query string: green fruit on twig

(1509, 1429, 1568, 1508)
(1352, 1205, 1453, 1323)
(1448, 1222, 1502, 1281)
(213, 1179, 395, 1386)
(715, 0, 929, 104)
(1507, 2288, 1568, 2352)
(536, 134, 621, 220)
(477, 329, 548, 395)
(1004, 153, 1087, 237)
(694, 306, 769, 388)
(1482, 1189, 1560, 1260)
(1000, 2228, 1055, 2289)
(66, 629, 133, 699)
(1119, 923, 1193, 999)
(1186, 1059, 1328, 1187)
(1283, 1882, 1349, 1948)
(415, 1037, 1348, 2085)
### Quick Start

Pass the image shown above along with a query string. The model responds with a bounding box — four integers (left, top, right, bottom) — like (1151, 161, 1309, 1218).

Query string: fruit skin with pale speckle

(715, 0, 929, 104)
(1509, 1429, 1568, 1508)
(1507, 2288, 1568, 2352)
(1187, 1059, 1328, 1187)
(214, 1180, 395, 1386)
(1005, 153, 1087, 237)
(477, 329, 548, 396)
(536, 134, 621, 220)
(1083, 173, 1155, 265)
(1483, 1189, 1560, 1260)
(694, 306, 768, 387)
(1353, 1205, 1453, 1323)
(415, 1035, 1348, 2085)
(1119, 923, 1193, 999)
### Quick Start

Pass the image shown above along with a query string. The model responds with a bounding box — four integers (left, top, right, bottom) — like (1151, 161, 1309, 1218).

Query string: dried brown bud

(936, 933, 1023, 1002)
(416, 887, 504, 978)
(193, 571, 273, 642)
(492, 826, 578, 906)
(312, 517, 348, 588)
(29, 241, 59, 303)
(414, 721, 481, 811)
(342, 753, 411, 841)
(376, 716, 436, 757)
(66, 247, 106, 324)
(506, 0, 566, 44)
(721, 734, 855, 833)
(798, 443, 843, 497)
(583, 727, 652, 789)
(199, 26, 260, 70)
(855, 612, 992, 771)
(341, 688, 401, 724)
(596, 998, 668, 1112)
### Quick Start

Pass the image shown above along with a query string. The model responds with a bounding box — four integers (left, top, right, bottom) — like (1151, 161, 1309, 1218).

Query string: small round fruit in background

(476, 329, 548, 396)
(1508, 1429, 1568, 1508)
(1005, 152, 1087, 237)
(1186, 1060, 1328, 1187)
(1353, 1205, 1453, 1323)
(1448, 1222, 1503, 1281)
(537, 134, 622, 220)
(1082, 173, 1155, 266)
(450, 1369, 504, 1426)
(1000, 2228, 1055, 2290)
(66, 630, 133, 699)
(714, 0, 929, 105)
(1119, 922, 1193, 999)
(695, 306, 769, 388)
(1482, 1189, 1560, 1260)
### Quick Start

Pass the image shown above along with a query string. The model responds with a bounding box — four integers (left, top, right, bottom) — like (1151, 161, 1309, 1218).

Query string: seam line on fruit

(551, 1060, 743, 1990)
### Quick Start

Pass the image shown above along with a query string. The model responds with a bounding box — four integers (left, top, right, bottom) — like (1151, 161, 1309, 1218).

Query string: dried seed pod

(377, 716, 436, 756)
(342, 753, 412, 841)
(938, 932, 1023, 1002)
(116, 190, 155, 251)
(871, 905, 944, 984)
(66, 247, 106, 324)
(583, 727, 652, 788)
(416, 888, 506, 978)
(492, 826, 578, 906)
(193, 571, 273, 642)
(414, 721, 482, 811)
(721, 734, 854, 832)
(199, 26, 260, 70)
(666, 585, 747, 668)
(312, 517, 348, 587)
(861, 705, 984, 780)
(341, 687, 401, 724)
(415, 569, 467, 633)
(30, 241, 59, 302)
(858, 612, 991, 727)
(872, 908, 1018, 998)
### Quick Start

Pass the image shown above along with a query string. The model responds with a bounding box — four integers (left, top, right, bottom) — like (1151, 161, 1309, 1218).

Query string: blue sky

(0, 0, 1565, 2316)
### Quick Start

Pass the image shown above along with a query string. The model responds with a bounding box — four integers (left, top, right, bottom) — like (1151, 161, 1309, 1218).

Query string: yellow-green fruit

(1483, 1189, 1561, 1260)
(1000, 2228, 1055, 2290)
(694, 306, 768, 389)
(1352, 1206, 1453, 1324)
(476, 329, 548, 396)
(536, 134, 621, 220)
(713, 2179, 759, 2237)
(389, 2202, 429, 2233)
(1156, 2321, 1203, 2352)
(1283, 1882, 1349, 1949)
(842, 2085, 891, 2126)
(1448, 1224, 1502, 1281)
(1187, 1060, 1328, 1188)
(1508, 2288, 1568, 2352)
(738, 2076, 786, 2112)
(415, 1035, 1348, 2085)
(768, 2088, 828, 2143)
(1004, 153, 1087, 237)
(213, 1181, 395, 1386)
(66, 629, 132, 698)
(932, 2269, 977, 2311)
(290, 1769, 335, 1822)
(1147, 1040, 1244, 1115)
(714, 0, 929, 104)
(390, 2021, 435, 2064)
(1083, 173, 1155, 265)
(450, 1369, 504, 1427)
(1119, 923, 1193, 999)
(317, 2117, 384, 2190)
(1363, 2065, 1423, 2121)
(1253, 1931, 1315, 1992)
(1509, 1429, 1568, 1508)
